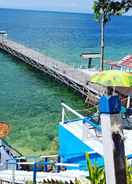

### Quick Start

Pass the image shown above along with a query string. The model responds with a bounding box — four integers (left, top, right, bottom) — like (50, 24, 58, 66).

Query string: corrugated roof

(108, 55, 132, 69)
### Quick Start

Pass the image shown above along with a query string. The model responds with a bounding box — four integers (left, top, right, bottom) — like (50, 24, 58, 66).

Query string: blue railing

(83, 117, 101, 131)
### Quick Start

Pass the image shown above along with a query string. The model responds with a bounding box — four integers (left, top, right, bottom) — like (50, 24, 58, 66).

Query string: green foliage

(85, 153, 106, 184)
(85, 153, 132, 184)
(93, 0, 111, 23)
(93, 0, 125, 24)
(126, 161, 132, 184)
(121, 0, 132, 12)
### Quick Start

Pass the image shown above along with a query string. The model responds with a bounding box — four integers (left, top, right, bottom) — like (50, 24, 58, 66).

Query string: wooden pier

(0, 37, 107, 104)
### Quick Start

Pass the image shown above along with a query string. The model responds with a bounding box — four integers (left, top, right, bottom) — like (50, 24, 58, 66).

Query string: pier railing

(0, 38, 108, 104)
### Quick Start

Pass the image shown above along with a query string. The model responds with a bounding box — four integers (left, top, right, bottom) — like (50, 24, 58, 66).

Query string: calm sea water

(0, 8, 132, 155)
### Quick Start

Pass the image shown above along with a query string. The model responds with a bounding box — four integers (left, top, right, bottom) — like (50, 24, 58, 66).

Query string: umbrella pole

(107, 87, 113, 96)
(113, 87, 116, 95)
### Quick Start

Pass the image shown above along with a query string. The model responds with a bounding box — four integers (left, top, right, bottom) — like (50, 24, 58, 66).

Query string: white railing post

(61, 103, 84, 119)
(62, 107, 65, 124)
(127, 95, 131, 108)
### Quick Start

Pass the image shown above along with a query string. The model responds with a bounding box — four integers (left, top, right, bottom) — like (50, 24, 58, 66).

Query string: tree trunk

(100, 12, 105, 71)
(112, 132, 127, 184)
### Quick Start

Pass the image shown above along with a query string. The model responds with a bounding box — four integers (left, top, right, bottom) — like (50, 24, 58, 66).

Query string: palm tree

(93, 0, 130, 71)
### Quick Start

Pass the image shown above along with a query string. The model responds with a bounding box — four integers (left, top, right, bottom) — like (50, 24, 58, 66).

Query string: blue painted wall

(59, 124, 103, 170)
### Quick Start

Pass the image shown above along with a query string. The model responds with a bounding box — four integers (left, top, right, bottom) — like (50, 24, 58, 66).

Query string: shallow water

(0, 9, 132, 154)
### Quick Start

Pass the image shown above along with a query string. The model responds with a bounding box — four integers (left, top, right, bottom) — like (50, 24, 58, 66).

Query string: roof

(107, 55, 132, 69)
(80, 52, 101, 59)
(121, 55, 132, 68)
(1, 139, 23, 157)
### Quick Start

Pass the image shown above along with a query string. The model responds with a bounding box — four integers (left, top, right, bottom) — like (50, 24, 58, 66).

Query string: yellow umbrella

(91, 70, 132, 88)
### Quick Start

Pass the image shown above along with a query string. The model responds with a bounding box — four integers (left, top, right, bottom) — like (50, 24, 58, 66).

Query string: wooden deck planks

(0, 39, 106, 104)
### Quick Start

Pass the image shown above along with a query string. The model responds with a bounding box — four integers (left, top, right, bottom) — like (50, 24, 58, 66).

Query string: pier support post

(12, 162, 16, 184)
(99, 95, 127, 184)
(88, 58, 92, 68)
(57, 156, 61, 173)
(33, 162, 37, 184)
(44, 157, 48, 172)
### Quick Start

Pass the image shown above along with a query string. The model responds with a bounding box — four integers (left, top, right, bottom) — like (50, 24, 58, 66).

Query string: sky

(0, 0, 131, 15)
(0, 0, 93, 13)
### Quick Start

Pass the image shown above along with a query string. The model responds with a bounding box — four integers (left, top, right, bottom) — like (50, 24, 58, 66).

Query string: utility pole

(100, 10, 105, 71)
(99, 94, 127, 184)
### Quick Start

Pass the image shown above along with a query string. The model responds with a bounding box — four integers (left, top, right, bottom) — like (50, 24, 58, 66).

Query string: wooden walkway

(0, 39, 106, 104)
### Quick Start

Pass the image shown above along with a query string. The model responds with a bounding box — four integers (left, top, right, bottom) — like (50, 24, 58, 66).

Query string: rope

(74, 105, 98, 113)
(64, 109, 74, 122)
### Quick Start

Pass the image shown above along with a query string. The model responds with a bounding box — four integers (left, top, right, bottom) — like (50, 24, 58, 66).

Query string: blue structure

(59, 119, 104, 170)
(59, 101, 132, 171)
(99, 96, 121, 114)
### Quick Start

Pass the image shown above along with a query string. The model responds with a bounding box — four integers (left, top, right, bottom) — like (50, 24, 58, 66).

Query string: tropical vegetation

(86, 153, 132, 184)
(93, 0, 132, 71)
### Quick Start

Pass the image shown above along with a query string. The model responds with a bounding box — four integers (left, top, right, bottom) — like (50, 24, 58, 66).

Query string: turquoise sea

(0, 8, 132, 155)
